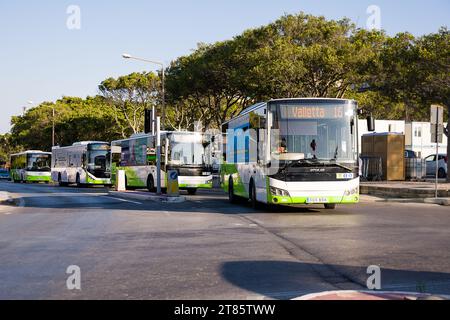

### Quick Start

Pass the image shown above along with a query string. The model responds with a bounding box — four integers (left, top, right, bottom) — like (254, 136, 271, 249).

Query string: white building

(358, 119, 447, 158)
(405, 122, 448, 158)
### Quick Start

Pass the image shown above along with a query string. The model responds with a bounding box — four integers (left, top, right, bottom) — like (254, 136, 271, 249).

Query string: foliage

(4, 12, 448, 159)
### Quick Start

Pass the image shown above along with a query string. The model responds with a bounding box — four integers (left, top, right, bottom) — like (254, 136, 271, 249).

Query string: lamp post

(52, 106, 55, 147)
(122, 53, 166, 128)
(122, 54, 164, 195)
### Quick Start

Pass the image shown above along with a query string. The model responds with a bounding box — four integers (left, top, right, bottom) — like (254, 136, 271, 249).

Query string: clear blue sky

(0, 0, 448, 133)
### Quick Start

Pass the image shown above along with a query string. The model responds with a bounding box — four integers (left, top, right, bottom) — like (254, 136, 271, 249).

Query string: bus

(221, 98, 362, 209)
(51, 141, 112, 187)
(111, 131, 213, 194)
(10, 151, 52, 183)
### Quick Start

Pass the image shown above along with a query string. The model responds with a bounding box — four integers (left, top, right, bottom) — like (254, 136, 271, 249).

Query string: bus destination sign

(280, 105, 345, 119)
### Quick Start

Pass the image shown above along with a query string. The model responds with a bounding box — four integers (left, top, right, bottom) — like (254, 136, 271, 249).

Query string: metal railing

(360, 156, 383, 181)
(405, 158, 426, 180)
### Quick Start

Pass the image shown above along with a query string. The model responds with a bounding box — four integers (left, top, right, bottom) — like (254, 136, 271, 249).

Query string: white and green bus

(51, 141, 112, 187)
(221, 98, 362, 209)
(10, 151, 52, 183)
(111, 131, 213, 194)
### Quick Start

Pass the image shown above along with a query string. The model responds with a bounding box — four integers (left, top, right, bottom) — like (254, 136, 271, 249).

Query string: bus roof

(10, 150, 51, 157)
(223, 98, 357, 126)
(52, 141, 109, 150)
(112, 131, 206, 144)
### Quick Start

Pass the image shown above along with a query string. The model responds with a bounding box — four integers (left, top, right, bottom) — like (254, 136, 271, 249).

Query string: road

(0, 181, 449, 300)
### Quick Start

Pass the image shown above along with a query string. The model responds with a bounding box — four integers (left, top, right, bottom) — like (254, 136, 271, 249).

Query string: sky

(0, 0, 449, 134)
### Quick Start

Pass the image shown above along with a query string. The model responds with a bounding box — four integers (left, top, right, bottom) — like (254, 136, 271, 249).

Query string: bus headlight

(270, 186, 290, 197)
(344, 187, 359, 196)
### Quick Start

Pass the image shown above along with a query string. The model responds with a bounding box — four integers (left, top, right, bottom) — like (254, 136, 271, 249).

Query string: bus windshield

(87, 144, 111, 176)
(27, 154, 51, 172)
(168, 133, 209, 166)
(270, 102, 356, 163)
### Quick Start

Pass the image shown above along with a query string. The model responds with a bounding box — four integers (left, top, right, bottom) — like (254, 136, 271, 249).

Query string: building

(358, 119, 447, 158)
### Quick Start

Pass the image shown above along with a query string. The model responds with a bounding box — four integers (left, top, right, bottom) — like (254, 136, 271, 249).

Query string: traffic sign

(430, 105, 444, 125)
(430, 105, 444, 144)
(431, 124, 444, 143)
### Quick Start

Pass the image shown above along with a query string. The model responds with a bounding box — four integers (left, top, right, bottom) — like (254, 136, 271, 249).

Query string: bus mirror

(250, 113, 266, 129)
(144, 109, 152, 134)
(367, 115, 376, 132)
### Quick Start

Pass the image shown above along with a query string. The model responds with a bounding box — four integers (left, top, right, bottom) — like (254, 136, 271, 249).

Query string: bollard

(167, 170, 180, 197)
(116, 170, 126, 192)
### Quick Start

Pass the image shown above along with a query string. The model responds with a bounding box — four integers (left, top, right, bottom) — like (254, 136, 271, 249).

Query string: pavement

(361, 181, 450, 205)
(1, 181, 450, 300)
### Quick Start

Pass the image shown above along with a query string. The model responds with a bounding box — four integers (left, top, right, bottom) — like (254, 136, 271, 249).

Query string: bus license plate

(306, 197, 329, 203)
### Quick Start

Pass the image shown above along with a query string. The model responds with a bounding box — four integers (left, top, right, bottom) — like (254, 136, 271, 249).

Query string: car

(0, 168, 10, 180)
(425, 154, 448, 178)
(404, 150, 417, 159)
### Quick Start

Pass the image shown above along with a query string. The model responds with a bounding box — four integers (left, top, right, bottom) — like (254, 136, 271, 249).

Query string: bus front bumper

(178, 175, 213, 189)
(24, 173, 52, 182)
(268, 178, 360, 205)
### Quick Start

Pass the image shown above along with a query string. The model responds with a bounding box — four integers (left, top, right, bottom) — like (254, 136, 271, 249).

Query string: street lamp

(122, 53, 165, 195)
(122, 53, 166, 128)
(22, 100, 34, 115)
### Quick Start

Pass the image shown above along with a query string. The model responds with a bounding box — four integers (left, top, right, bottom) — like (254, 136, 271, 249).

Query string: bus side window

(147, 139, 156, 166)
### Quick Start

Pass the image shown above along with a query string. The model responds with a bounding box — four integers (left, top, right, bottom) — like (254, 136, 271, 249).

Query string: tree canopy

(3, 12, 448, 158)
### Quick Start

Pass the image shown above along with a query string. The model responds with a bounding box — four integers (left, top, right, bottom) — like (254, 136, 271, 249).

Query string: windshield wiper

(279, 158, 318, 171)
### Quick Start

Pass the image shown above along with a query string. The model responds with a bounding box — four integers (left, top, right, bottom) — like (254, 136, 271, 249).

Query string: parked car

(0, 168, 10, 180)
(425, 154, 448, 178)
(404, 150, 417, 159)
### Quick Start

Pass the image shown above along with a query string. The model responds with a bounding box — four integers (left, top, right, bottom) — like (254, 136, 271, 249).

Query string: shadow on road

(221, 260, 450, 299)
(11, 193, 357, 216)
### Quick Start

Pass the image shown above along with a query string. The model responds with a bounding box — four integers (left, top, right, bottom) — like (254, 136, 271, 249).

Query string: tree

(10, 96, 124, 151)
(99, 72, 161, 136)
(415, 28, 450, 181)
(166, 41, 250, 130)
(0, 133, 18, 165)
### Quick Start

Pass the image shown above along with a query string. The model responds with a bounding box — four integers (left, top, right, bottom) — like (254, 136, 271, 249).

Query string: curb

(423, 198, 450, 206)
(0, 191, 16, 206)
(108, 190, 186, 203)
(364, 196, 450, 206)
(360, 185, 450, 199)
(294, 290, 450, 300)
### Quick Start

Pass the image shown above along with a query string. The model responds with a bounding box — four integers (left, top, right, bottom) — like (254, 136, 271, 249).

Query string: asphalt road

(0, 181, 449, 300)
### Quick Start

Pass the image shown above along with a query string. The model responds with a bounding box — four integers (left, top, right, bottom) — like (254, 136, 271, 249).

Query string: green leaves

(5, 12, 448, 155)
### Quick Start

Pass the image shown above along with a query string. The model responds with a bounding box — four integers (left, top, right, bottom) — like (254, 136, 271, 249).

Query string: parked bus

(10, 151, 52, 183)
(51, 141, 112, 187)
(111, 131, 213, 194)
(221, 98, 362, 209)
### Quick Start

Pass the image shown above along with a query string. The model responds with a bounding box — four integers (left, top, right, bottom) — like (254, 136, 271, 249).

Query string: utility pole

(52, 106, 55, 147)
(122, 54, 165, 129)
(156, 116, 162, 195)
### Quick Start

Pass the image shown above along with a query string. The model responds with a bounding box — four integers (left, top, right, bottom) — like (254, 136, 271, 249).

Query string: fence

(405, 158, 426, 180)
(360, 156, 383, 181)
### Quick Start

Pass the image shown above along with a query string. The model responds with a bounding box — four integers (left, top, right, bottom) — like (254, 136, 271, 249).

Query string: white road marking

(102, 196, 143, 205)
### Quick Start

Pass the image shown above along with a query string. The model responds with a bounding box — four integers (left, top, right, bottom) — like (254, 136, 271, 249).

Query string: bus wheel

(324, 204, 336, 210)
(187, 188, 197, 195)
(250, 180, 261, 209)
(228, 178, 238, 204)
(58, 174, 65, 187)
(76, 174, 83, 188)
(147, 175, 155, 192)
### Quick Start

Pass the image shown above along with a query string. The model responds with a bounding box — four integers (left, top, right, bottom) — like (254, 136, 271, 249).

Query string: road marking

(102, 196, 143, 205)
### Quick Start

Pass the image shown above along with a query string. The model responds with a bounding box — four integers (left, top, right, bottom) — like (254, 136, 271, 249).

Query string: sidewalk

(360, 181, 450, 206)
(0, 191, 15, 206)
